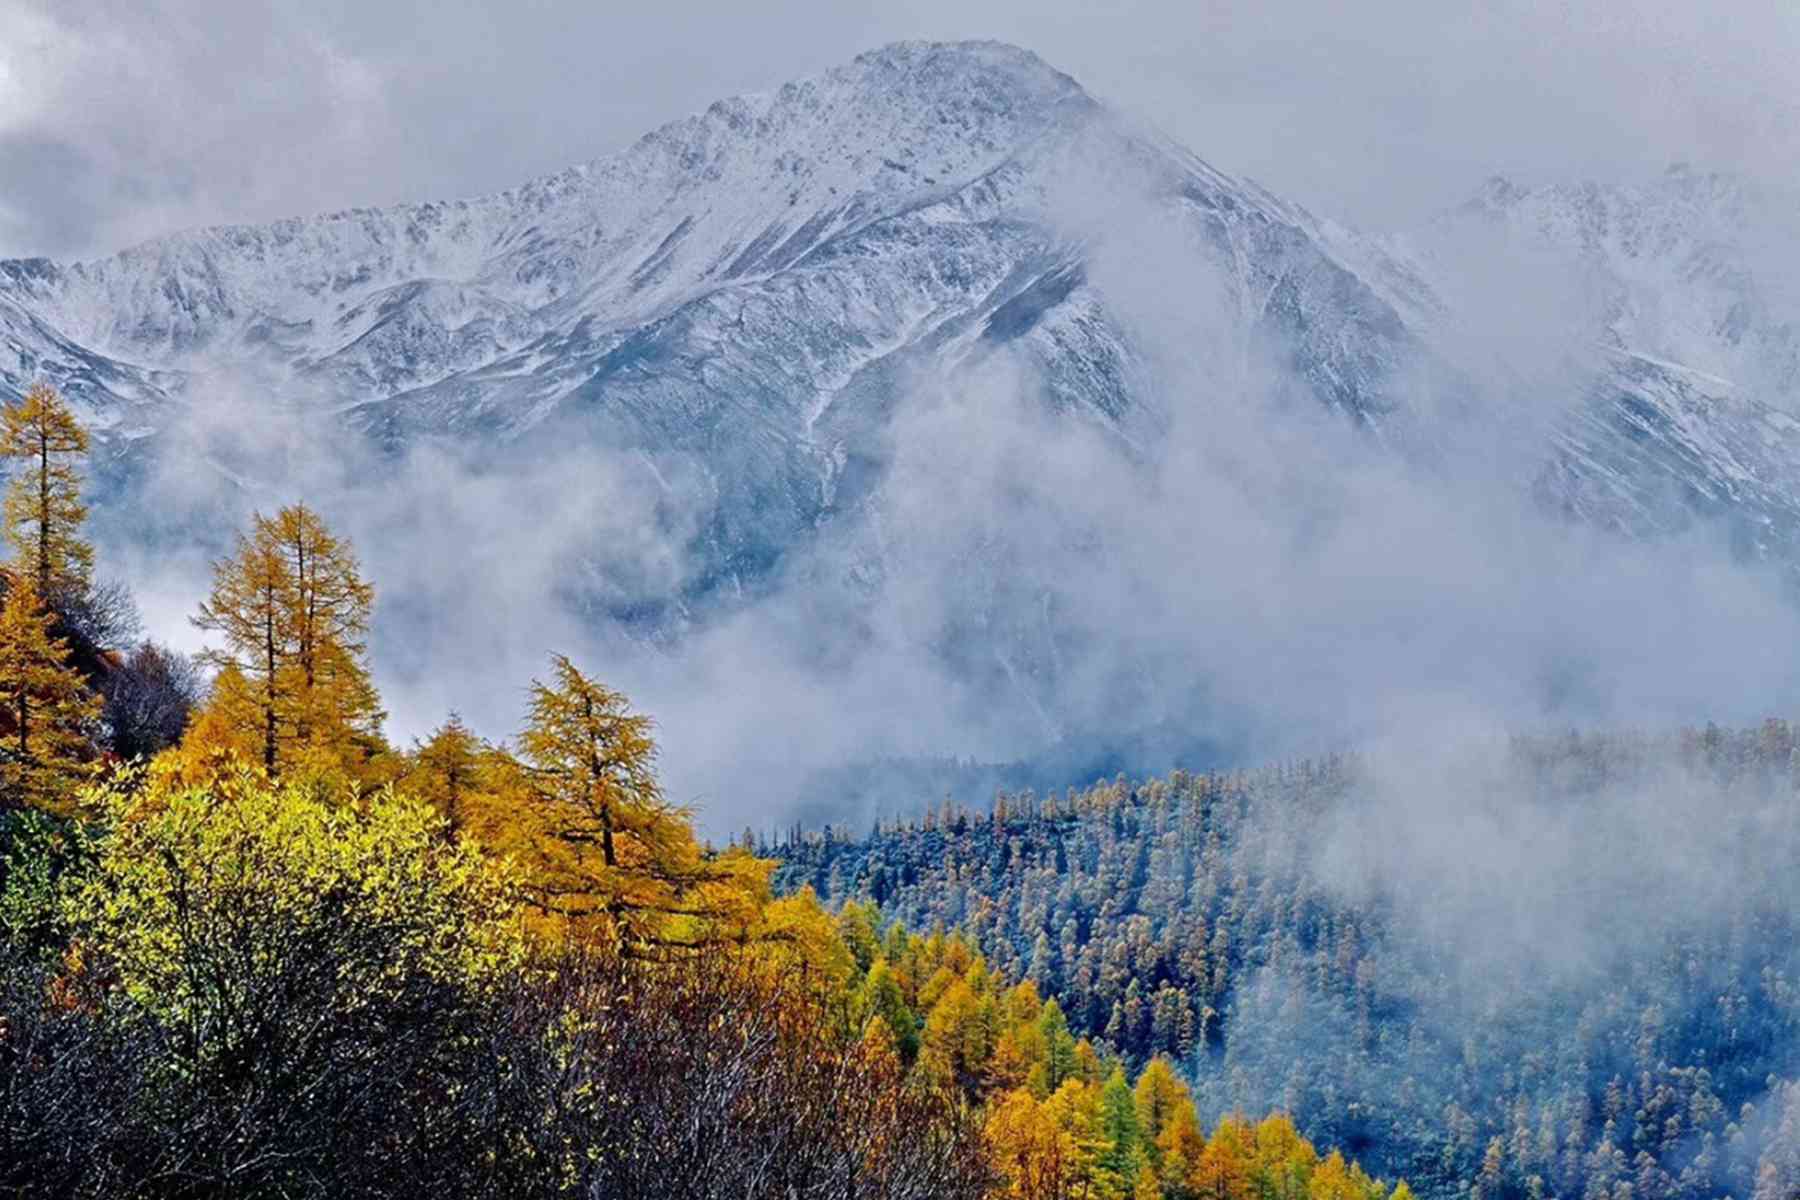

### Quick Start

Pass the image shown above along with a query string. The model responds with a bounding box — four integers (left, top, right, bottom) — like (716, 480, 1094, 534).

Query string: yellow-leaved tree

(187, 504, 385, 780)
(404, 714, 483, 835)
(986, 1086, 1081, 1200)
(65, 760, 524, 1138)
(0, 575, 99, 810)
(0, 382, 101, 811)
(1, 381, 93, 606)
(498, 654, 763, 951)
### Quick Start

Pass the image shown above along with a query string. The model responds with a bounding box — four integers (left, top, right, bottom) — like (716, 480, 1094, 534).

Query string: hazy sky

(2, 0, 1795, 261)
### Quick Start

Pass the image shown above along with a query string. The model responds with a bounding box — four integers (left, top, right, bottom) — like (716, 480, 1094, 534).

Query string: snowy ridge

(1432, 165, 1800, 398)
(1, 39, 1432, 616)
(2, 42, 1097, 402)
(1542, 348, 1800, 557)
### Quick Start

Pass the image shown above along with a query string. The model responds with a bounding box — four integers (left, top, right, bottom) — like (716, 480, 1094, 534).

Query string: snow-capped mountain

(2, 40, 1798, 631)
(0, 42, 1425, 603)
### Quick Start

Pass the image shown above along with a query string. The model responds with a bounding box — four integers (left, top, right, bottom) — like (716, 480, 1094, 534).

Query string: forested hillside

(773, 731, 1800, 1200)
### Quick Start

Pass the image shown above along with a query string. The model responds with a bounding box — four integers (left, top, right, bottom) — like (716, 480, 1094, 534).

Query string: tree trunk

(263, 590, 277, 774)
(36, 428, 49, 599)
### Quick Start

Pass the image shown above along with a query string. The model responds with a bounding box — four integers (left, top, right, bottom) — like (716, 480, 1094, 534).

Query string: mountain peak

(796, 39, 1097, 141)
(848, 38, 1084, 93)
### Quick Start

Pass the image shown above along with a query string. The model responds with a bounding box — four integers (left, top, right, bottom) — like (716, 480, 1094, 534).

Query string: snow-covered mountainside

(1434, 167, 1800, 398)
(2, 41, 1798, 624)
(1406, 167, 1800, 568)
(0, 42, 1425, 607)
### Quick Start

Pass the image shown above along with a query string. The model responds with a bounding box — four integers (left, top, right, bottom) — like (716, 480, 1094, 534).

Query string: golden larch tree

(0, 575, 100, 809)
(266, 505, 381, 754)
(1, 381, 93, 605)
(404, 713, 488, 838)
(1196, 1113, 1256, 1200)
(501, 654, 761, 951)
(159, 662, 262, 786)
(190, 504, 383, 778)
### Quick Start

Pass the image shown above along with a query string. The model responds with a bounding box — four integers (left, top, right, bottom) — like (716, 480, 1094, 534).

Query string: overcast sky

(1, 0, 1795, 260)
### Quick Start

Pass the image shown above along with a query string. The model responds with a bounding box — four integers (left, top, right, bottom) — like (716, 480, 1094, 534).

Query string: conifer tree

(1098, 1066, 1146, 1186)
(1038, 998, 1079, 1091)
(193, 522, 286, 772)
(162, 663, 262, 785)
(0, 382, 93, 606)
(1157, 1102, 1209, 1196)
(1198, 1114, 1256, 1200)
(861, 957, 921, 1062)
(406, 714, 486, 837)
(1132, 1055, 1190, 1166)
(505, 654, 754, 950)
(190, 504, 382, 776)
(266, 505, 380, 755)
(0, 575, 99, 809)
